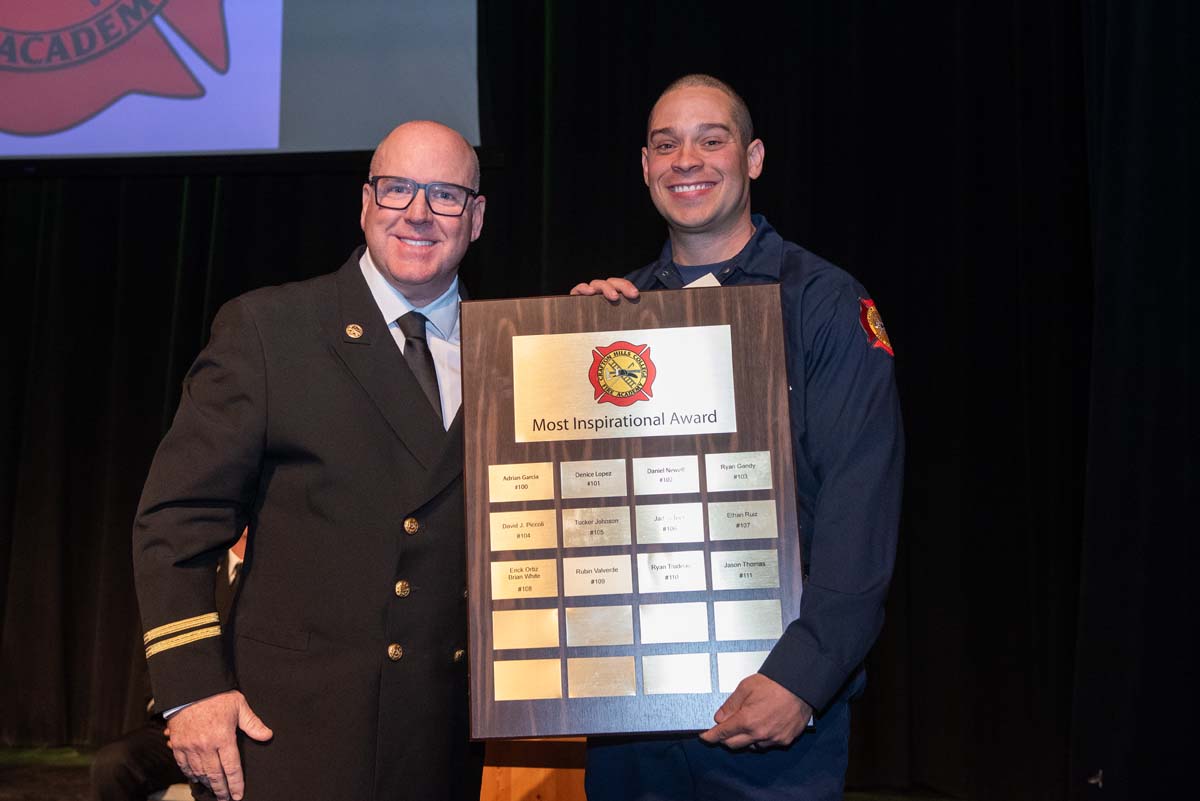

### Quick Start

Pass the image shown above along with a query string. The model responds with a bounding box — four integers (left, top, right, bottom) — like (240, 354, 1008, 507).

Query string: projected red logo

(0, 0, 230, 135)
(589, 342, 657, 407)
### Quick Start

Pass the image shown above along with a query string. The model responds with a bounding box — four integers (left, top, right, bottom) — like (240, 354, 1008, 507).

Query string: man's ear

(469, 195, 486, 242)
(641, 147, 650, 186)
(360, 183, 372, 230)
(747, 139, 765, 180)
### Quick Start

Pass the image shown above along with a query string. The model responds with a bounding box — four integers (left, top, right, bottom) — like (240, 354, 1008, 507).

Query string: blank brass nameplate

(562, 554, 633, 597)
(561, 458, 627, 499)
(710, 549, 780, 591)
(717, 651, 771, 692)
(643, 653, 712, 695)
(494, 658, 563, 701)
(567, 656, 637, 698)
(565, 605, 634, 646)
(492, 608, 560, 650)
(636, 550, 707, 593)
(713, 599, 783, 641)
(707, 500, 779, 541)
(639, 601, 709, 644)
(490, 558, 559, 600)
(635, 502, 704, 544)
(488, 462, 555, 503)
(490, 508, 558, 551)
(632, 455, 700, 496)
(562, 506, 632, 548)
(704, 451, 773, 492)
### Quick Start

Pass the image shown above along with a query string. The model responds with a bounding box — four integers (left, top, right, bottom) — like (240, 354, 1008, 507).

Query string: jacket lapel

(319, 250, 447, 471)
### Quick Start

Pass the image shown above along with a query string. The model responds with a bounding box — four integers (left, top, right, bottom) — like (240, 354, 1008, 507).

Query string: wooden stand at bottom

(482, 739, 586, 801)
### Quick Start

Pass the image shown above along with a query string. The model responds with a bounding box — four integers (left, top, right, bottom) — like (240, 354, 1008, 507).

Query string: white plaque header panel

(512, 325, 737, 442)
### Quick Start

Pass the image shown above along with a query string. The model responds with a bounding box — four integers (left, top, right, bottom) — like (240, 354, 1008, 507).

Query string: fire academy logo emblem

(589, 341, 657, 407)
(0, 0, 230, 135)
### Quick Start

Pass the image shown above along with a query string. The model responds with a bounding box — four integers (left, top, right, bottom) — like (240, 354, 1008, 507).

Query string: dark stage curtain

(1068, 1, 1196, 798)
(0, 2, 1191, 799)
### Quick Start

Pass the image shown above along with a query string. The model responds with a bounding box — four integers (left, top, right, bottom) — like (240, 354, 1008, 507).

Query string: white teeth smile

(669, 183, 714, 193)
(400, 238, 434, 247)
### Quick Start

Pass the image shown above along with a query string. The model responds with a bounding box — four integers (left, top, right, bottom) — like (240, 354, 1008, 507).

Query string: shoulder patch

(858, 298, 894, 356)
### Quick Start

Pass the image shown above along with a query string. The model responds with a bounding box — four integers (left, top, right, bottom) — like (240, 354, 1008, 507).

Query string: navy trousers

(585, 671, 865, 801)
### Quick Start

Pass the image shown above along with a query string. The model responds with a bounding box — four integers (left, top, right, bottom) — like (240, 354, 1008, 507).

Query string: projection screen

(0, 0, 480, 158)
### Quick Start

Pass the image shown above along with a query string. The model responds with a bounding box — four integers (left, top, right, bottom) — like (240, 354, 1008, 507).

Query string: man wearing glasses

(133, 121, 485, 801)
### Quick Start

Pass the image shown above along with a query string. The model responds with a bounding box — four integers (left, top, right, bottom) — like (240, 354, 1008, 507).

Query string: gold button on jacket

(403, 517, 420, 534)
(453, 648, 465, 663)
(387, 643, 404, 661)
(394, 580, 411, 597)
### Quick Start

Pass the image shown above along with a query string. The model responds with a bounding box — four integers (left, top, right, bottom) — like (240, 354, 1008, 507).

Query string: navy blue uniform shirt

(625, 215, 904, 711)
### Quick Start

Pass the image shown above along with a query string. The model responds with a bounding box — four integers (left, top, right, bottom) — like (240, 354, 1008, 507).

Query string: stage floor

(0, 748, 959, 801)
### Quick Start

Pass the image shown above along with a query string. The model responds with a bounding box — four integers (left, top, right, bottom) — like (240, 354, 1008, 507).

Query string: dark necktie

(397, 311, 442, 422)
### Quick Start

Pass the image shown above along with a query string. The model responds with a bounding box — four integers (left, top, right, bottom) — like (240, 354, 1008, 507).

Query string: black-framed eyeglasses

(368, 175, 478, 217)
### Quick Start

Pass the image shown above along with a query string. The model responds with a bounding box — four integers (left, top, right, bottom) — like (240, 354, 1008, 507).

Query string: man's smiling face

(360, 121, 485, 305)
(642, 85, 763, 240)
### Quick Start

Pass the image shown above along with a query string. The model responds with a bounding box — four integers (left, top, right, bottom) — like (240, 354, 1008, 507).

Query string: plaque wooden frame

(462, 285, 801, 738)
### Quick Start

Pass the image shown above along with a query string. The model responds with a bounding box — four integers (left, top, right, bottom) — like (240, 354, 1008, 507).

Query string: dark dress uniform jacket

(133, 249, 480, 801)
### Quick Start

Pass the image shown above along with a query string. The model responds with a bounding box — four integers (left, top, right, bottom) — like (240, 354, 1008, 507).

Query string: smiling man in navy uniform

(133, 120, 485, 801)
(574, 75, 904, 800)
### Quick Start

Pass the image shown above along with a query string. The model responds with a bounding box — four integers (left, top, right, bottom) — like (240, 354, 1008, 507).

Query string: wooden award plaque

(461, 284, 801, 738)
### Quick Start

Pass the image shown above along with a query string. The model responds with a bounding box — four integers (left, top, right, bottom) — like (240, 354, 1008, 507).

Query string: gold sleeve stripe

(145, 626, 222, 659)
(143, 613, 220, 645)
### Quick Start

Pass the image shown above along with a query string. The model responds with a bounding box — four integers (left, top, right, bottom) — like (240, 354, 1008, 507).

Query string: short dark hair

(649, 74, 754, 146)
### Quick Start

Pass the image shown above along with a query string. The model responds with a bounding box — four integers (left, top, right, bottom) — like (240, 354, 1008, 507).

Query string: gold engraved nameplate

(488, 462, 555, 503)
(632, 455, 700, 495)
(635, 502, 704, 544)
(710, 549, 780, 591)
(707, 500, 779, 541)
(490, 559, 559, 600)
(561, 506, 632, 547)
(636, 550, 708, 593)
(704, 450, 773, 492)
(562, 554, 634, 597)
(560, 458, 627, 498)
(489, 508, 558, 551)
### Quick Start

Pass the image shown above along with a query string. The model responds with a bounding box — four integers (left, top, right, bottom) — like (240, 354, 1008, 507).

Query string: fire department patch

(858, 298, 894, 356)
(0, 0, 230, 135)
(589, 341, 657, 407)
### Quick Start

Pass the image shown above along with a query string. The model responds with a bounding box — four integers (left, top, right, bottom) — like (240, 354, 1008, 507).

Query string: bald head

(649, 74, 754, 147)
(369, 120, 481, 191)
(360, 119, 486, 306)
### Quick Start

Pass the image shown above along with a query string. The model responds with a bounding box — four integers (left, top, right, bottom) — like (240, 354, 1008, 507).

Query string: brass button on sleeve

(403, 517, 420, 535)
(387, 643, 404, 661)
(394, 580, 411, 597)
(453, 648, 465, 663)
